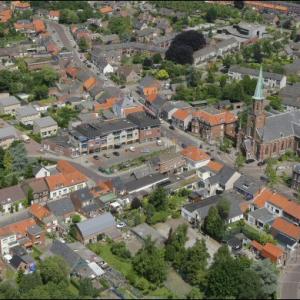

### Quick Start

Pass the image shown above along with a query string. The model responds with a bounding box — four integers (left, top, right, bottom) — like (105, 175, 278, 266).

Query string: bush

(111, 241, 131, 259)
(148, 211, 169, 225)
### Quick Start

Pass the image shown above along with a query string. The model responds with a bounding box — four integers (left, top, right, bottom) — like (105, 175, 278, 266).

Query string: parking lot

(88, 137, 173, 170)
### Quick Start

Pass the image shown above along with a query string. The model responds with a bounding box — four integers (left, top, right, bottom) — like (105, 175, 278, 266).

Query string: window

(273, 144, 276, 153)
(281, 141, 284, 150)
(265, 146, 268, 154)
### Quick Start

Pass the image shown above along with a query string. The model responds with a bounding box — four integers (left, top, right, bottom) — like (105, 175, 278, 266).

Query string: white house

(103, 63, 114, 75)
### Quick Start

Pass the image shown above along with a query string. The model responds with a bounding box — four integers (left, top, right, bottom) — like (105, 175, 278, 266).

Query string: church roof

(253, 65, 264, 101)
(257, 110, 300, 142)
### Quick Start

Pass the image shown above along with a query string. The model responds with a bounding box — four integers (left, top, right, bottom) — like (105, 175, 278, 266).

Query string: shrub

(111, 241, 131, 259)
(148, 211, 169, 225)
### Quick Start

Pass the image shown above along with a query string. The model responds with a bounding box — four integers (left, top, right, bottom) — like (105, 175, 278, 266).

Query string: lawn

(164, 268, 192, 298)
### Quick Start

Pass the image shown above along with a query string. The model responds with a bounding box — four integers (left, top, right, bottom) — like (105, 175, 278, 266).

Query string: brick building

(191, 107, 237, 143)
(243, 67, 300, 161)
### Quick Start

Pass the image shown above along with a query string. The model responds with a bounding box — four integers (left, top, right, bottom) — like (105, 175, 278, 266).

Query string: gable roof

(29, 204, 51, 220)
(0, 185, 26, 205)
(261, 242, 284, 262)
(76, 212, 115, 238)
(172, 109, 190, 121)
(0, 218, 36, 237)
(272, 217, 300, 240)
(46, 197, 75, 217)
(181, 146, 210, 162)
(33, 116, 57, 128)
(207, 160, 224, 172)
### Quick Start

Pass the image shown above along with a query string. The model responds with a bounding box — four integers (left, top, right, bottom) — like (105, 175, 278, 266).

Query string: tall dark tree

(203, 206, 225, 241)
(165, 44, 194, 65)
(205, 7, 218, 23)
(148, 187, 168, 211)
(172, 30, 206, 51)
(234, 0, 244, 9)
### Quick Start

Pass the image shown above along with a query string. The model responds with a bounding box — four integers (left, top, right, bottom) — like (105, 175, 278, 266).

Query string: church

(243, 66, 300, 162)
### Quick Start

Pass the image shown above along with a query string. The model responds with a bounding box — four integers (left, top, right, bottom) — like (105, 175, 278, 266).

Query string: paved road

(280, 246, 300, 299)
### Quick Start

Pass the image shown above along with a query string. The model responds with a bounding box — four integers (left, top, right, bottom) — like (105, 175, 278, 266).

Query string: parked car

(116, 222, 126, 228)
(113, 151, 120, 156)
(141, 148, 150, 153)
(93, 155, 99, 160)
(156, 140, 162, 146)
(169, 125, 175, 130)
(103, 153, 110, 158)
(257, 160, 266, 166)
(129, 146, 136, 152)
(181, 143, 187, 148)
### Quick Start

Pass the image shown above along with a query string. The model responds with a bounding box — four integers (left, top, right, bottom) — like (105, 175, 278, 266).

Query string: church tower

(247, 66, 266, 137)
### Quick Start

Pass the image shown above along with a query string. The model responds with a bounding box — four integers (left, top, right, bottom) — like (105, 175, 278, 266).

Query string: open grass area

(164, 268, 192, 298)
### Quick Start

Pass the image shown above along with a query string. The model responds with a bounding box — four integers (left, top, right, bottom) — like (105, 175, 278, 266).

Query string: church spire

(253, 65, 264, 101)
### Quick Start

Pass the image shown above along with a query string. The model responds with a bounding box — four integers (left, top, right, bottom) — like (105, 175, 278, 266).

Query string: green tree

(26, 188, 34, 207)
(152, 53, 162, 64)
(219, 75, 227, 88)
(23, 286, 50, 299)
(3, 150, 13, 173)
(148, 187, 168, 211)
(207, 70, 215, 83)
(156, 69, 169, 80)
(133, 238, 167, 284)
(235, 153, 246, 170)
(251, 259, 278, 299)
(187, 287, 203, 299)
(24, 164, 33, 179)
(71, 214, 81, 223)
(238, 269, 263, 299)
(206, 6, 218, 23)
(265, 159, 278, 187)
(253, 43, 263, 63)
(10, 174, 18, 186)
(217, 198, 230, 220)
(78, 37, 89, 52)
(188, 68, 202, 87)
(203, 206, 225, 241)
(39, 256, 69, 284)
(165, 224, 188, 266)
(108, 16, 132, 38)
(0, 281, 20, 299)
(180, 239, 209, 286)
(18, 271, 43, 293)
(78, 278, 98, 298)
(111, 241, 131, 259)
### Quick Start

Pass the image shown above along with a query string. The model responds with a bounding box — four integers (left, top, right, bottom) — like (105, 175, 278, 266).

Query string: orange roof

(94, 97, 116, 112)
(251, 240, 263, 251)
(33, 19, 46, 33)
(253, 188, 300, 220)
(12, 1, 30, 9)
(29, 204, 50, 220)
(100, 6, 113, 14)
(246, 1, 288, 12)
(207, 160, 224, 172)
(14, 21, 33, 31)
(0, 218, 36, 237)
(173, 109, 190, 121)
(272, 217, 300, 240)
(124, 106, 144, 117)
(47, 43, 60, 53)
(181, 146, 210, 162)
(49, 10, 60, 18)
(240, 202, 250, 213)
(0, 9, 12, 23)
(193, 109, 237, 126)
(65, 66, 79, 78)
(46, 161, 87, 191)
(146, 93, 158, 103)
(83, 77, 96, 91)
(261, 243, 284, 262)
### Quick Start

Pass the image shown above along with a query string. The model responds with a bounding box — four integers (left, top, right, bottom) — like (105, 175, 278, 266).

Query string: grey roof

(257, 110, 300, 142)
(73, 118, 137, 139)
(0, 95, 20, 107)
(284, 59, 300, 75)
(77, 69, 94, 82)
(136, 28, 156, 37)
(27, 224, 43, 235)
(234, 175, 263, 198)
(16, 105, 39, 117)
(131, 223, 165, 247)
(0, 126, 18, 140)
(208, 165, 237, 186)
(248, 208, 275, 224)
(193, 46, 216, 59)
(279, 83, 300, 108)
(216, 37, 238, 49)
(124, 173, 169, 193)
(294, 163, 300, 174)
(229, 65, 284, 81)
(161, 101, 191, 113)
(76, 212, 115, 238)
(152, 33, 176, 45)
(0, 185, 26, 205)
(139, 76, 158, 88)
(183, 190, 246, 221)
(46, 197, 75, 217)
(10, 255, 35, 269)
(70, 187, 93, 203)
(33, 116, 57, 128)
(127, 112, 160, 128)
(89, 81, 104, 98)
(100, 34, 119, 44)
(50, 240, 82, 271)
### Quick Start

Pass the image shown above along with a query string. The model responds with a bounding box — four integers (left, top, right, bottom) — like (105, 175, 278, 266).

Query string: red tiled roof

(94, 97, 117, 112)
(173, 109, 190, 121)
(33, 19, 46, 33)
(100, 6, 113, 14)
(251, 240, 263, 251)
(65, 66, 79, 79)
(272, 217, 300, 240)
(83, 77, 96, 91)
(29, 204, 50, 220)
(207, 160, 224, 172)
(261, 243, 284, 262)
(123, 106, 144, 117)
(0, 9, 12, 23)
(181, 146, 210, 162)
(49, 10, 60, 18)
(253, 188, 300, 220)
(192, 109, 237, 126)
(0, 218, 36, 237)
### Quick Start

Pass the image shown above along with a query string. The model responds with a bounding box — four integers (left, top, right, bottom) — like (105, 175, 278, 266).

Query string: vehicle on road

(113, 151, 120, 156)
(129, 146, 136, 152)
(181, 143, 187, 148)
(114, 144, 121, 149)
(103, 153, 110, 158)
(257, 160, 266, 166)
(260, 175, 269, 182)
(156, 140, 162, 146)
(93, 155, 99, 160)
(246, 159, 255, 164)
(169, 125, 175, 130)
(141, 148, 150, 153)
(116, 222, 126, 228)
